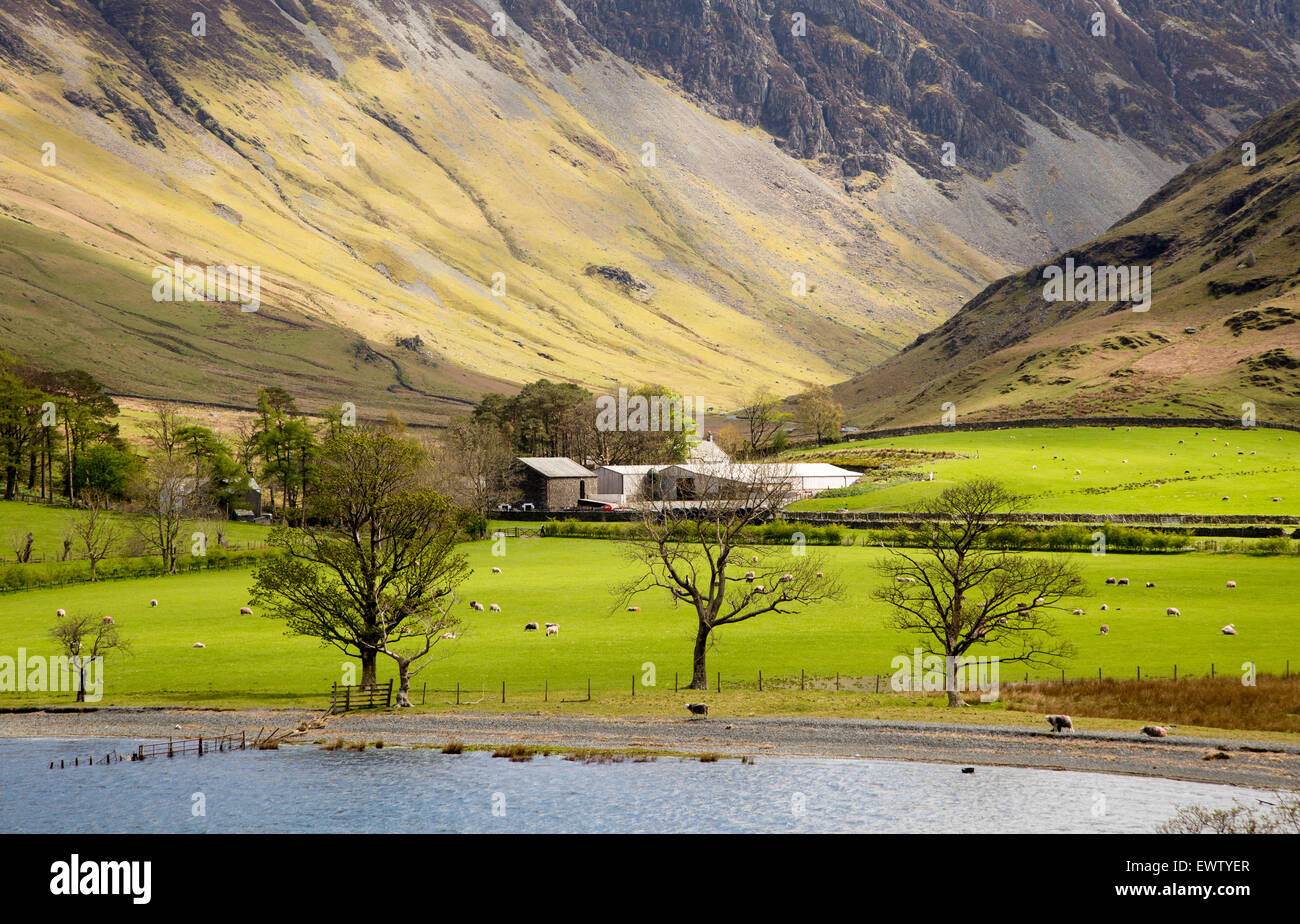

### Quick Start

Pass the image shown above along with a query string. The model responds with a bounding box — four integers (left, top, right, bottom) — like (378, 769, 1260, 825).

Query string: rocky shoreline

(3, 707, 1299, 790)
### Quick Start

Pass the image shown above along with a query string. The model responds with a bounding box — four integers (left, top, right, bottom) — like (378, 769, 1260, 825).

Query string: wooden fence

(328, 680, 393, 714)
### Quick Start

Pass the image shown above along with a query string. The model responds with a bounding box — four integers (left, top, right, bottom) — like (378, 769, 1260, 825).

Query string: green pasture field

(785, 426, 1300, 516)
(0, 500, 271, 563)
(1, 537, 1295, 713)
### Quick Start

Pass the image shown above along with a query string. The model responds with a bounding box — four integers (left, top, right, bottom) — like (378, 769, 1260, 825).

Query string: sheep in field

(56, 608, 66, 617)
(491, 567, 502, 574)
(102, 616, 115, 625)
(1072, 608, 1085, 616)
(1145, 582, 1155, 588)
(1226, 580, 1237, 588)
(815, 571, 824, 578)
(489, 604, 501, 612)
(524, 622, 539, 631)
(469, 601, 485, 611)
(1140, 725, 1168, 738)
(1045, 715, 1073, 733)
(239, 606, 253, 616)
(150, 599, 158, 607)
(753, 585, 765, 593)
(1221, 624, 1237, 636)
(1166, 607, 1181, 616)
(627, 606, 641, 612)
(192, 642, 205, 648)
(441, 632, 457, 640)
(780, 573, 794, 583)
(1105, 577, 1116, 585)
(545, 623, 559, 637)
(744, 571, 756, 582)
(1117, 578, 1129, 585)
(1100, 624, 1109, 635)
(686, 703, 709, 717)
(1100, 604, 1108, 611)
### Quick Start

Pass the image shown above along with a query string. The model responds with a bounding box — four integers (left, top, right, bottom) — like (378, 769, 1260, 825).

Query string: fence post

(759, 670, 763, 692)
(587, 678, 591, 701)
(717, 671, 721, 693)
(632, 675, 635, 698)
(1174, 664, 1177, 681)
(545, 680, 548, 702)
(422, 682, 426, 706)
(836, 672, 840, 691)
(801, 669, 805, 691)
(875, 674, 880, 693)
(501, 681, 505, 704)
(675, 673, 678, 692)
(1211, 663, 1215, 679)
(456, 682, 460, 706)
(1137, 666, 1141, 681)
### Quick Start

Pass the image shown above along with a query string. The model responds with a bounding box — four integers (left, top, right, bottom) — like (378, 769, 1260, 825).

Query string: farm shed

(516, 457, 597, 510)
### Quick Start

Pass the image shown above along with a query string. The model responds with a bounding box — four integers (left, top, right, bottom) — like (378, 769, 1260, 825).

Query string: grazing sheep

(192, 642, 205, 648)
(1045, 714, 1073, 733)
(1221, 624, 1237, 636)
(1072, 608, 1085, 616)
(150, 599, 158, 607)
(815, 571, 824, 578)
(524, 622, 539, 631)
(1100, 604, 1108, 611)
(545, 623, 558, 637)
(1105, 577, 1116, 585)
(1017, 609, 1029, 618)
(1226, 580, 1237, 588)
(1221, 496, 1230, 501)
(753, 584, 766, 593)
(1117, 578, 1129, 585)
(1140, 725, 1168, 738)
(491, 567, 502, 574)
(780, 573, 794, 583)
(1166, 607, 1181, 616)
(239, 606, 253, 616)
(56, 608, 66, 617)
(744, 571, 756, 582)
(469, 601, 485, 612)
(1145, 582, 1155, 588)
(489, 603, 502, 612)
(102, 616, 115, 625)
(897, 576, 916, 583)
(441, 632, 457, 640)
(1100, 624, 1109, 635)
(685, 703, 709, 717)
(627, 606, 641, 612)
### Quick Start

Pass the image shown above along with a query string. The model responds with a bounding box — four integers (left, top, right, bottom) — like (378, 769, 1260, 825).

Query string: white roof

(668, 462, 859, 480)
(687, 439, 729, 463)
(597, 465, 661, 474)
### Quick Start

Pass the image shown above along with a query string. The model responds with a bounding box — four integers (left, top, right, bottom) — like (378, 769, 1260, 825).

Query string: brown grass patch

(1003, 675, 1300, 733)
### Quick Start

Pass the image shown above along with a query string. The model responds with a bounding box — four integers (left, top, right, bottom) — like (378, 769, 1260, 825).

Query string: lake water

(0, 737, 1271, 833)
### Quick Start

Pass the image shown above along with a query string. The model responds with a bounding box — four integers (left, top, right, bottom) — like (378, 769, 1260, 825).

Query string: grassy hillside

(1, 538, 1296, 710)
(787, 426, 1300, 515)
(0, 0, 990, 419)
(833, 98, 1300, 426)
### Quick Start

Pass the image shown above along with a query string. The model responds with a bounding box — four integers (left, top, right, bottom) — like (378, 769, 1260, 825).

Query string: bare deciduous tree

(69, 491, 119, 580)
(140, 401, 188, 460)
(874, 479, 1082, 706)
(134, 453, 195, 573)
(618, 463, 841, 689)
(736, 386, 790, 457)
(376, 595, 462, 707)
(433, 417, 520, 517)
(49, 611, 129, 702)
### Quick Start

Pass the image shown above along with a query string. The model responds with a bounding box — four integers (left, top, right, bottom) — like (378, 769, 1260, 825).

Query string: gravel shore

(3, 707, 1299, 790)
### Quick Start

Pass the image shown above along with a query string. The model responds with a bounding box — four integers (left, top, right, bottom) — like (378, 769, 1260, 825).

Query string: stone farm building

(516, 457, 597, 510)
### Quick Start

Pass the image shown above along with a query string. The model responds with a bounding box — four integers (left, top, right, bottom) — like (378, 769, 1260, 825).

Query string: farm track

(4, 708, 1299, 790)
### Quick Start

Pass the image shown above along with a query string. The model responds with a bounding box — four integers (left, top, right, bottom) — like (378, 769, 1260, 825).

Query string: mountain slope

(832, 96, 1300, 426)
(0, 1, 1298, 420)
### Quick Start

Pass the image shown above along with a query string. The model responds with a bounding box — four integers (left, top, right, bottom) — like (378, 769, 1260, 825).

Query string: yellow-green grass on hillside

(787, 426, 1300, 515)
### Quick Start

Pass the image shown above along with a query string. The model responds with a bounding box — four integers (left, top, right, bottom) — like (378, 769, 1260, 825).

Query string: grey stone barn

(516, 457, 596, 510)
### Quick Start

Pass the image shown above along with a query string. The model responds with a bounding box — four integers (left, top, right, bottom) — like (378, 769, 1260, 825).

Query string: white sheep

(1221, 624, 1237, 635)
(545, 623, 559, 637)
(1045, 715, 1073, 733)
(1140, 725, 1167, 738)
(780, 573, 794, 583)
(1117, 578, 1129, 585)
(815, 571, 824, 578)
(1145, 581, 1155, 588)
(754, 585, 766, 593)
(627, 606, 641, 612)
(744, 570, 756, 582)
(469, 600, 485, 611)
(239, 606, 253, 616)
(1166, 606, 1181, 616)
(150, 599, 158, 607)
(1100, 624, 1109, 635)
(1100, 604, 1108, 611)
(102, 615, 115, 625)
(1226, 580, 1236, 588)
(1105, 577, 1116, 585)
(491, 567, 502, 574)
(56, 608, 66, 617)
(441, 632, 457, 640)
(489, 603, 502, 612)
(1071, 608, 1085, 616)
(192, 642, 205, 648)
